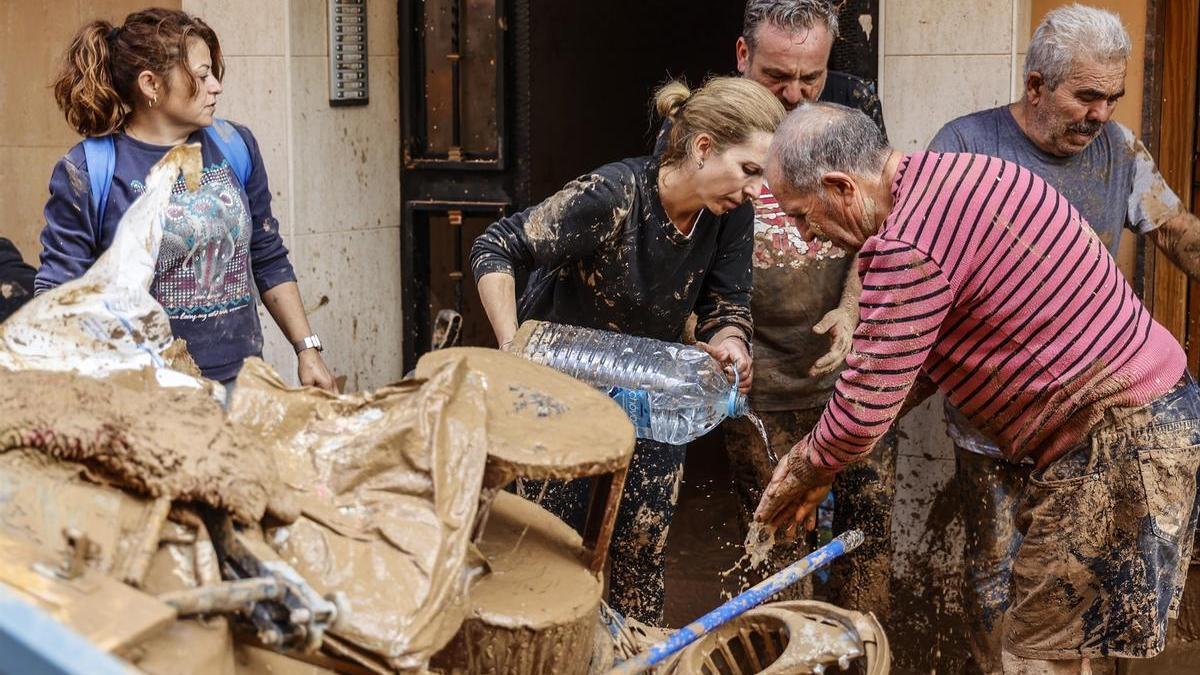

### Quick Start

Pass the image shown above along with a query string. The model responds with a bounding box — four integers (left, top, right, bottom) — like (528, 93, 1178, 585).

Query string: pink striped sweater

(807, 152, 1186, 470)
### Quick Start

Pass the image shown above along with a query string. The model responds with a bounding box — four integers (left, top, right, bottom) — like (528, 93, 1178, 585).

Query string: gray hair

(743, 0, 840, 49)
(1025, 4, 1131, 90)
(770, 102, 890, 194)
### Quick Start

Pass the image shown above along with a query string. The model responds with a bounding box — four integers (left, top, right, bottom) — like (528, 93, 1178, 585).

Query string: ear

(135, 69, 161, 104)
(1024, 71, 1046, 105)
(693, 133, 714, 160)
(735, 36, 751, 75)
(820, 172, 857, 209)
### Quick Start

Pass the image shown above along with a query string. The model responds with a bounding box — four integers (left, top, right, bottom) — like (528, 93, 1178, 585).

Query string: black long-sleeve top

(0, 238, 35, 323)
(470, 156, 753, 343)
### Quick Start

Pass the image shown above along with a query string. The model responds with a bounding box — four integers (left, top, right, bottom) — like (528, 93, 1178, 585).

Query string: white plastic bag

(0, 144, 205, 389)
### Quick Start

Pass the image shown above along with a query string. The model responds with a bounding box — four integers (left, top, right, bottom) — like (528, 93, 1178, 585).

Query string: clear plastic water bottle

(511, 320, 747, 445)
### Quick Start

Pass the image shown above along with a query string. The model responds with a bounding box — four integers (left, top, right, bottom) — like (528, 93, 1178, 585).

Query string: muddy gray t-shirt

(928, 104, 1185, 456)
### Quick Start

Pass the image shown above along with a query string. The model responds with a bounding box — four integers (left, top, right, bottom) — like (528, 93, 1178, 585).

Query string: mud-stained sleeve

(851, 79, 888, 143)
(693, 203, 754, 343)
(803, 238, 953, 471)
(232, 123, 297, 294)
(35, 154, 97, 293)
(469, 164, 635, 281)
(1118, 124, 1185, 234)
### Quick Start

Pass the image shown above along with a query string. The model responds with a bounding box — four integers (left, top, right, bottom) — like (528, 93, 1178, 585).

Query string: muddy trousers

(956, 448, 1033, 675)
(723, 409, 897, 619)
(517, 438, 685, 626)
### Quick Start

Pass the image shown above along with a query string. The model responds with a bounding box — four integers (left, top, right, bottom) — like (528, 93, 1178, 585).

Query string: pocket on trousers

(1137, 446, 1200, 543)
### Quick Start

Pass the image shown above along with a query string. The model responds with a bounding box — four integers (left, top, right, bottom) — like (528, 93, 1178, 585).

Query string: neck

(864, 151, 902, 231)
(657, 163, 706, 234)
(123, 111, 196, 147)
(1009, 99, 1058, 155)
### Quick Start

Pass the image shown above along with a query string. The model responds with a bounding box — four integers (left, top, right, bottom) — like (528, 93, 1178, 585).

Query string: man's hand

(754, 440, 836, 535)
(699, 335, 753, 394)
(808, 306, 856, 377)
(298, 349, 338, 393)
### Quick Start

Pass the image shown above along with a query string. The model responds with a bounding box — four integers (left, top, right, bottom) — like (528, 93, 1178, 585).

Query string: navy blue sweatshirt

(470, 157, 754, 344)
(35, 123, 296, 381)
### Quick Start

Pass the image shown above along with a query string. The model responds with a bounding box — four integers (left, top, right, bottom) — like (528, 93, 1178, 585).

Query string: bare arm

(477, 271, 520, 348)
(1148, 211, 1200, 282)
(261, 281, 337, 392)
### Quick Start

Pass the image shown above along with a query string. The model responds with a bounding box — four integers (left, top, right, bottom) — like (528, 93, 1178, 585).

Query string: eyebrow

(1078, 87, 1124, 99)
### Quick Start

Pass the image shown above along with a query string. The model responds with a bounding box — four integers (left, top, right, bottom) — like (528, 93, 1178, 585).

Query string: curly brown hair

(53, 8, 224, 137)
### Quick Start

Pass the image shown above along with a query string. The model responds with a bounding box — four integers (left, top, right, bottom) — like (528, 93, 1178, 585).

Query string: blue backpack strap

(81, 135, 116, 238)
(204, 118, 252, 187)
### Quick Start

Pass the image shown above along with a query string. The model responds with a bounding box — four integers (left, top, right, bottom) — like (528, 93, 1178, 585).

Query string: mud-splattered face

(694, 131, 772, 215)
(157, 38, 223, 131)
(1026, 57, 1125, 157)
(736, 23, 833, 111)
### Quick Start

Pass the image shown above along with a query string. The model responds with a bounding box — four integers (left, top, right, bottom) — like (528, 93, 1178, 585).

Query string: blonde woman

(471, 77, 785, 625)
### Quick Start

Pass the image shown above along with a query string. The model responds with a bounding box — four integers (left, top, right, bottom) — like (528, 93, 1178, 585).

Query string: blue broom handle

(610, 529, 865, 674)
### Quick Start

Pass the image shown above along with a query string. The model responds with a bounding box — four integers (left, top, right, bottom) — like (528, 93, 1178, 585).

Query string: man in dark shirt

(714, 0, 896, 621)
(0, 238, 35, 323)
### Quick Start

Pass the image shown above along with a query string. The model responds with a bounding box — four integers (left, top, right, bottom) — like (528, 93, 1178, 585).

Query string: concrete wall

(0, 0, 171, 271)
(181, 0, 403, 392)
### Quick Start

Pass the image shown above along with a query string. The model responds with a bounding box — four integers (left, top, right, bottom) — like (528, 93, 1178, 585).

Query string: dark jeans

(1006, 376, 1200, 660)
(517, 438, 686, 626)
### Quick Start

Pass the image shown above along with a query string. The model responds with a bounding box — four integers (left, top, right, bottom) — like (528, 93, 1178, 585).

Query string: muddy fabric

(469, 157, 753, 344)
(723, 409, 896, 618)
(956, 446, 1032, 674)
(227, 357, 490, 670)
(1006, 375, 1200, 660)
(517, 438, 685, 626)
(0, 367, 287, 525)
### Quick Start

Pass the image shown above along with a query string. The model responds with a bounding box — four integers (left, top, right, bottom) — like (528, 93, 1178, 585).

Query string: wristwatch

(292, 334, 323, 354)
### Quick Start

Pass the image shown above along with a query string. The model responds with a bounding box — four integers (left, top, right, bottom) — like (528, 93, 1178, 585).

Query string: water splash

(743, 411, 779, 465)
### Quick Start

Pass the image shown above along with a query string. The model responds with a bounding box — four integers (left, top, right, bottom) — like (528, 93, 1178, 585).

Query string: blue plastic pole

(609, 529, 865, 674)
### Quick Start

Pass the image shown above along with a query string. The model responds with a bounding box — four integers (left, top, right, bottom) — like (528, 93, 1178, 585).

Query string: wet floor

(662, 429, 744, 627)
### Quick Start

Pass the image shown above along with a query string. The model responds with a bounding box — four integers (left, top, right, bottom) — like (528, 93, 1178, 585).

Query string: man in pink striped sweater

(755, 102, 1200, 670)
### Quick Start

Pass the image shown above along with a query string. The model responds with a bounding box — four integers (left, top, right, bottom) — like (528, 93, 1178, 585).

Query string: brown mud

(433, 491, 600, 675)
(0, 367, 287, 524)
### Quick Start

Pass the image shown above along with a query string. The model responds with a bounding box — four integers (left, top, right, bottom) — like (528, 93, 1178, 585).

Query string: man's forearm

(1152, 212, 1200, 282)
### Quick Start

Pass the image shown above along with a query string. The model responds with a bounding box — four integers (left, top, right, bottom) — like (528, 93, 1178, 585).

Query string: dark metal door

(399, 0, 528, 371)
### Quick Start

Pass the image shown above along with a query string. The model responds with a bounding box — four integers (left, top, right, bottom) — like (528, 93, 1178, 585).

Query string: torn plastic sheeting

(0, 144, 207, 392)
(227, 357, 490, 671)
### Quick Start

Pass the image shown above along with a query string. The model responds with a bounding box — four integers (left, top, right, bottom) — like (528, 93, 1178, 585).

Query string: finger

(812, 315, 834, 335)
(795, 501, 817, 532)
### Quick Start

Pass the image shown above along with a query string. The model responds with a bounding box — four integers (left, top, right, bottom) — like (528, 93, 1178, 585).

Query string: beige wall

(0, 0, 170, 268)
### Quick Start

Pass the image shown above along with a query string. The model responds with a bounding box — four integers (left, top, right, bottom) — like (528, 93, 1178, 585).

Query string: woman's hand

(298, 349, 338, 393)
(754, 440, 836, 535)
(698, 332, 753, 394)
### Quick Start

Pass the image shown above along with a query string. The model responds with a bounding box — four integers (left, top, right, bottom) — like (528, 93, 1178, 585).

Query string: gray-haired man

(927, 5, 1200, 673)
(718, 0, 894, 620)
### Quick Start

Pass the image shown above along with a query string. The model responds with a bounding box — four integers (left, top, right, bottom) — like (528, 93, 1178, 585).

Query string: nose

(210, 77, 224, 95)
(1087, 99, 1114, 122)
(744, 176, 764, 200)
(779, 82, 803, 109)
